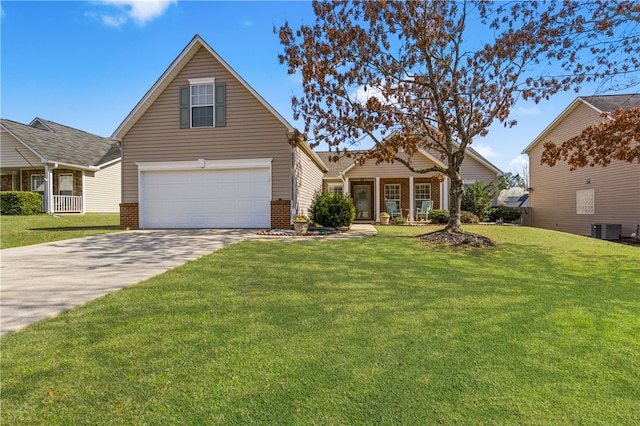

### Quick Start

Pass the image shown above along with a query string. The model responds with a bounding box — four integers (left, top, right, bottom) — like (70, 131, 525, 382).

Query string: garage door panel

(140, 167, 271, 229)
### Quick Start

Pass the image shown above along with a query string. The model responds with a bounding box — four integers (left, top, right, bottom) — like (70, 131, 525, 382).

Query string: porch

(46, 195, 83, 213)
(342, 175, 446, 223)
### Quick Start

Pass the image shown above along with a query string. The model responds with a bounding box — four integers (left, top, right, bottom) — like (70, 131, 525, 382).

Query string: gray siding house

(0, 118, 121, 213)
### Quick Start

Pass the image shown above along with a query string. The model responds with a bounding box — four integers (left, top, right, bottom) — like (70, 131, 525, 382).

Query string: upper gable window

(191, 81, 214, 127)
(180, 78, 226, 129)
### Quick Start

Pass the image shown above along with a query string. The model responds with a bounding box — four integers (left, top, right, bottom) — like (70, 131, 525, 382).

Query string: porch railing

(42, 195, 83, 213)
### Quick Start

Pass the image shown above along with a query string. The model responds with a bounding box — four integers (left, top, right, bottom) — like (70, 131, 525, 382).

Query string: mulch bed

(620, 237, 640, 246)
(418, 228, 496, 248)
(257, 226, 346, 236)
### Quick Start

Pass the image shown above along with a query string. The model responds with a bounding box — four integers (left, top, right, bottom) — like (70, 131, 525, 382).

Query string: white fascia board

(136, 158, 273, 172)
(95, 157, 122, 169)
(521, 97, 597, 154)
(417, 149, 447, 169)
(112, 35, 295, 140)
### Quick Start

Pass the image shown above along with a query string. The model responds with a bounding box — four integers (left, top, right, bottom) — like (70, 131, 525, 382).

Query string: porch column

(375, 176, 380, 222)
(441, 177, 448, 210)
(45, 165, 54, 214)
(81, 171, 86, 214)
(409, 176, 414, 221)
(343, 177, 349, 196)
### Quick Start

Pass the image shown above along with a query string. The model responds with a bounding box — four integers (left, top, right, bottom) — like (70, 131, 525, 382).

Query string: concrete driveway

(0, 229, 257, 335)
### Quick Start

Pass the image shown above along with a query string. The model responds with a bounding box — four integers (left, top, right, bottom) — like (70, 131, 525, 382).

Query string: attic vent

(591, 223, 622, 240)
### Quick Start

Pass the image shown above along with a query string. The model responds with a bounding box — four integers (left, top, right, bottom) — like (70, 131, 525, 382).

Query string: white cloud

(508, 155, 529, 173)
(514, 106, 541, 116)
(96, 0, 176, 27)
(472, 142, 499, 158)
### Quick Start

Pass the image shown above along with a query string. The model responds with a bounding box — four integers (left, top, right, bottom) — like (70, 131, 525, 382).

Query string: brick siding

(120, 203, 139, 229)
(270, 199, 291, 229)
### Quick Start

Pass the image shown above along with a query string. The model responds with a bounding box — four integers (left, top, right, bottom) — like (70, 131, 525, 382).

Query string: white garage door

(140, 167, 270, 228)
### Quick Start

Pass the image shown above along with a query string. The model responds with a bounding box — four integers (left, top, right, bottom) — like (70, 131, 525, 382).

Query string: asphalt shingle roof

(1, 118, 120, 169)
(315, 151, 361, 178)
(580, 94, 640, 112)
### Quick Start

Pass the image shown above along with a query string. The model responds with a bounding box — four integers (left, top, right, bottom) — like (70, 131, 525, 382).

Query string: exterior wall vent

(591, 223, 622, 240)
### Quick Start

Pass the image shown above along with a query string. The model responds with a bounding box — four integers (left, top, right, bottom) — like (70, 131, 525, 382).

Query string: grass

(1, 226, 639, 424)
(0, 214, 121, 249)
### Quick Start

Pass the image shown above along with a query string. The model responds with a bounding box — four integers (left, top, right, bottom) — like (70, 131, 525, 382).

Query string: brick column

(120, 203, 139, 229)
(270, 199, 291, 229)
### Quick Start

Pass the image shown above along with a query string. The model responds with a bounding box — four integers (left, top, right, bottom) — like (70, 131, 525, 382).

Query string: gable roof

(316, 146, 501, 178)
(111, 34, 326, 172)
(523, 93, 640, 154)
(112, 34, 296, 140)
(1, 118, 120, 170)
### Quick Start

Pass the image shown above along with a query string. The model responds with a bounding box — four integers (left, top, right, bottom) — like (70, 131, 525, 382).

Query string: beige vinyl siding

(0, 131, 41, 168)
(84, 162, 122, 213)
(528, 101, 640, 236)
(121, 47, 292, 203)
(345, 152, 439, 178)
(295, 146, 324, 217)
(460, 155, 499, 182)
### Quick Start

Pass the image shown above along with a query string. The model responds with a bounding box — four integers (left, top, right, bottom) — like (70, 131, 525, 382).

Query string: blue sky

(0, 1, 625, 174)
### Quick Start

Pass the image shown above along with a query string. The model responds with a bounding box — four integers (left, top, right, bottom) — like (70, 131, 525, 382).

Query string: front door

(352, 182, 373, 220)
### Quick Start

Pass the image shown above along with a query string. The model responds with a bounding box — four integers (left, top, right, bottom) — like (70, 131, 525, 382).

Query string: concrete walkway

(0, 225, 377, 335)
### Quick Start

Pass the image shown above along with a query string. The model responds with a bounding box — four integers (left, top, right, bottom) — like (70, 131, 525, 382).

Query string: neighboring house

(523, 94, 640, 237)
(0, 118, 121, 213)
(317, 147, 502, 222)
(112, 35, 326, 229)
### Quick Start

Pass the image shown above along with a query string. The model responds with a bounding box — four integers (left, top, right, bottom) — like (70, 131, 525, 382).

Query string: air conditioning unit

(591, 223, 622, 240)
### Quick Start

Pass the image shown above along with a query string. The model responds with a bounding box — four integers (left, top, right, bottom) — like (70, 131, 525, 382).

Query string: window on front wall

(31, 174, 44, 194)
(59, 174, 73, 196)
(415, 183, 431, 208)
(180, 78, 226, 129)
(384, 184, 401, 211)
(191, 83, 214, 127)
(576, 189, 594, 214)
(328, 183, 343, 195)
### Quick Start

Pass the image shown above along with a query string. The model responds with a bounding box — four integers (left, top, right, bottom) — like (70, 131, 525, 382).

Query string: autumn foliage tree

(541, 107, 640, 170)
(277, 0, 640, 231)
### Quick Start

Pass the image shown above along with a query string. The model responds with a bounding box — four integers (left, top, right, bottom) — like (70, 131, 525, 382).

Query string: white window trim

(31, 174, 45, 193)
(58, 173, 74, 196)
(384, 183, 401, 209)
(328, 183, 343, 195)
(189, 77, 215, 128)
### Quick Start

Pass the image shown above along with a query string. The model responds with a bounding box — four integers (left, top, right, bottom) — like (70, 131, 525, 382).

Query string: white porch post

(343, 177, 349, 196)
(409, 176, 414, 221)
(441, 177, 449, 211)
(81, 171, 86, 214)
(45, 165, 54, 214)
(375, 176, 380, 222)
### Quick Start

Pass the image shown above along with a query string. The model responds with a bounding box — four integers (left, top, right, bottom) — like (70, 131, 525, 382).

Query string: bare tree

(277, 0, 640, 231)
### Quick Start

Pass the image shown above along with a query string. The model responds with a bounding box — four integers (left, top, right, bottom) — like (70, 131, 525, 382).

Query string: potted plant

(379, 212, 390, 225)
(293, 215, 310, 235)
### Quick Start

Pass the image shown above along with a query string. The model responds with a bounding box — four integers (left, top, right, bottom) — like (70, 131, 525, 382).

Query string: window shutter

(179, 86, 190, 128)
(215, 83, 226, 127)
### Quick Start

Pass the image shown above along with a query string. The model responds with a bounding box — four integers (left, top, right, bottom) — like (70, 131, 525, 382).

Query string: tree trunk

(446, 174, 464, 231)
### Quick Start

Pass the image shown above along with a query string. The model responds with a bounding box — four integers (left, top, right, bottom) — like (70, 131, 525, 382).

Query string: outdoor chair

(385, 201, 402, 219)
(416, 200, 433, 221)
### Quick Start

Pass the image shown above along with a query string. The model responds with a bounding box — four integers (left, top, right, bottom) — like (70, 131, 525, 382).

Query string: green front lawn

(1, 226, 638, 424)
(0, 214, 121, 249)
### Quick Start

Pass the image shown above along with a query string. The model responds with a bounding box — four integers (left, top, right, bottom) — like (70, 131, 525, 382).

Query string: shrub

(428, 209, 450, 224)
(0, 191, 43, 215)
(392, 216, 406, 225)
(489, 206, 522, 222)
(460, 210, 480, 224)
(462, 180, 505, 220)
(309, 191, 356, 228)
